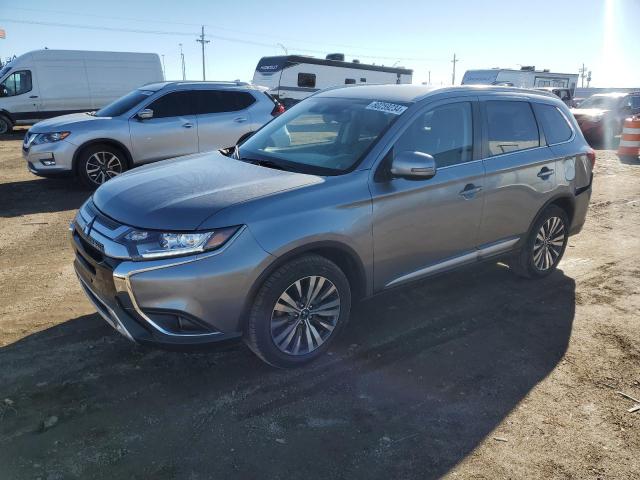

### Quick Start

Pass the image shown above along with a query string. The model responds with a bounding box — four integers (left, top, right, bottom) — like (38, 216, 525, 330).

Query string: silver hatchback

(71, 85, 593, 367)
(23, 81, 284, 187)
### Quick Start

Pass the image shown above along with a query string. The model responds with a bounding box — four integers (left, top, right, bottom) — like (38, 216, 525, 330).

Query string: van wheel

(77, 144, 127, 188)
(509, 205, 569, 278)
(246, 254, 351, 368)
(0, 115, 12, 135)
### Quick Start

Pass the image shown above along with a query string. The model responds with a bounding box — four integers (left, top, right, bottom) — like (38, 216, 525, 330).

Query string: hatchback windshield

(94, 89, 154, 117)
(238, 97, 408, 175)
(579, 95, 621, 110)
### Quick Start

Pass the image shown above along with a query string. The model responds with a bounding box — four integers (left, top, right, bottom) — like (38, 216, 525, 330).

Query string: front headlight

(32, 131, 71, 145)
(121, 226, 241, 260)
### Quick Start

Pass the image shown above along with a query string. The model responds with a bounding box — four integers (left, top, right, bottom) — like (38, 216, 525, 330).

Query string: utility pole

(161, 54, 166, 79)
(579, 63, 588, 88)
(179, 43, 186, 80)
(451, 53, 459, 85)
(587, 70, 592, 88)
(196, 25, 210, 81)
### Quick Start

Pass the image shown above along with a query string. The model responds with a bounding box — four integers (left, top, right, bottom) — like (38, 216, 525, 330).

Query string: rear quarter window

(533, 103, 573, 145)
(197, 90, 256, 114)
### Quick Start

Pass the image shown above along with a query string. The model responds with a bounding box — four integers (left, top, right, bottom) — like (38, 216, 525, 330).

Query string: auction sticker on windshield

(366, 101, 408, 115)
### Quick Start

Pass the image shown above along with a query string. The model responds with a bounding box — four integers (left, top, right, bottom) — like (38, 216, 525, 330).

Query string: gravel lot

(0, 129, 639, 479)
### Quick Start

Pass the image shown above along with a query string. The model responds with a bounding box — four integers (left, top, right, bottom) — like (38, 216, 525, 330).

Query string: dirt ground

(0, 128, 638, 480)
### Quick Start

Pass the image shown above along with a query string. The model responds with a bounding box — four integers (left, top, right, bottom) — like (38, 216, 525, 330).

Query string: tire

(509, 205, 569, 279)
(77, 143, 128, 188)
(0, 115, 12, 135)
(246, 254, 352, 368)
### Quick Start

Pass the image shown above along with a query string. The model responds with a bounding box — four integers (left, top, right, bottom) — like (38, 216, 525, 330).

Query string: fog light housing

(40, 158, 56, 166)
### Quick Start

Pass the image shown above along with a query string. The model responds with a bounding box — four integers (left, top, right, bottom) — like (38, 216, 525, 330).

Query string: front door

(129, 90, 199, 164)
(0, 69, 41, 122)
(369, 99, 485, 291)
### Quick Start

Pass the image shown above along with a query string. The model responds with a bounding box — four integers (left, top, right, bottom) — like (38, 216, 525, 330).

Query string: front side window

(394, 102, 473, 168)
(298, 73, 316, 88)
(533, 103, 573, 145)
(147, 91, 197, 118)
(486, 101, 539, 156)
(0, 70, 32, 97)
(238, 97, 406, 175)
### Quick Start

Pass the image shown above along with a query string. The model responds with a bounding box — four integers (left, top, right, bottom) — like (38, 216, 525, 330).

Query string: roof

(139, 80, 259, 92)
(315, 84, 558, 103)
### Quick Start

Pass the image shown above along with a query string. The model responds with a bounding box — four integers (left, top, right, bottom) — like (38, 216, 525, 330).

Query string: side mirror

(390, 151, 437, 179)
(137, 108, 154, 120)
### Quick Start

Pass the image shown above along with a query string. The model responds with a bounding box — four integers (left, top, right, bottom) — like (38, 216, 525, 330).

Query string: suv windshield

(94, 89, 154, 117)
(579, 95, 621, 110)
(238, 97, 408, 175)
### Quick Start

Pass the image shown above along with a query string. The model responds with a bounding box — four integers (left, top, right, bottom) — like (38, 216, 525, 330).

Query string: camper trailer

(461, 66, 578, 94)
(0, 49, 163, 133)
(252, 54, 413, 107)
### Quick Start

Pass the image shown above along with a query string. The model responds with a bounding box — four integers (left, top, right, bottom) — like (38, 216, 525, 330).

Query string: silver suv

(23, 81, 284, 187)
(71, 85, 593, 367)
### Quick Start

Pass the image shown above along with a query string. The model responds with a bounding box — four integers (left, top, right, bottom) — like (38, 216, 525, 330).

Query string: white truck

(0, 49, 163, 133)
(252, 54, 413, 107)
(461, 67, 578, 93)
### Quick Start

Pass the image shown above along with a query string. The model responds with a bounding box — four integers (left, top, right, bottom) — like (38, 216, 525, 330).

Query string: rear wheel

(246, 254, 351, 368)
(77, 144, 127, 188)
(510, 205, 569, 278)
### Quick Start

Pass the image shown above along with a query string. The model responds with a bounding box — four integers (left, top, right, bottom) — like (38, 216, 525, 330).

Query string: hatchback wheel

(510, 205, 569, 278)
(246, 254, 351, 368)
(78, 144, 127, 188)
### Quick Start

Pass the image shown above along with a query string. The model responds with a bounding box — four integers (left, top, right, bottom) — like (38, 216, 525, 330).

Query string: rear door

(129, 90, 199, 164)
(195, 90, 255, 152)
(477, 98, 557, 246)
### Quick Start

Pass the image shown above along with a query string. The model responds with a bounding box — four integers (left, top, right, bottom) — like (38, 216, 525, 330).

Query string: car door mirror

(137, 108, 154, 120)
(390, 151, 437, 180)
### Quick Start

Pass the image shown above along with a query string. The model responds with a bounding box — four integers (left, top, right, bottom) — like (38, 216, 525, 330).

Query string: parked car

(536, 87, 575, 107)
(0, 49, 164, 134)
(22, 81, 284, 187)
(571, 91, 640, 145)
(71, 85, 594, 367)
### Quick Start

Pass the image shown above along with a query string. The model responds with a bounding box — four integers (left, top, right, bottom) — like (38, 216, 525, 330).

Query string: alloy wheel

(270, 275, 340, 356)
(533, 216, 565, 271)
(85, 151, 124, 185)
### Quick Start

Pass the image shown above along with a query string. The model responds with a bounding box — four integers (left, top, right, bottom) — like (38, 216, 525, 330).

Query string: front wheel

(510, 205, 569, 278)
(77, 144, 127, 188)
(0, 115, 12, 135)
(246, 254, 351, 368)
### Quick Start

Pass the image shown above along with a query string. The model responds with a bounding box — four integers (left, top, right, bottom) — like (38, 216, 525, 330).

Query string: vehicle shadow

(617, 155, 640, 166)
(0, 263, 575, 480)
(0, 128, 27, 141)
(0, 177, 90, 217)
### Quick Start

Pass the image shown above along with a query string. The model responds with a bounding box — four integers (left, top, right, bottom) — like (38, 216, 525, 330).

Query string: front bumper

(71, 206, 275, 347)
(22, 138, 76, 176)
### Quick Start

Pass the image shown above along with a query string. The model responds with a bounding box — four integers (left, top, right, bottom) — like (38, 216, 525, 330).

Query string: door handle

(29, 95, 39, 98)
(459, 183, 482, 198)
(182, 123, 194, 128)
(537, 167, 554, 179)
(233, 117, 247, 123)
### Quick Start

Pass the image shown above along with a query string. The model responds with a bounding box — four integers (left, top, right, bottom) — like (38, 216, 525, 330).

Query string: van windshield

(237, 97, 408, 175)
(94, 89, 154, 117)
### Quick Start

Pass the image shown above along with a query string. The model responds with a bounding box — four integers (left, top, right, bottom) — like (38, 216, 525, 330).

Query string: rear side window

(197, 90, 256, 114)
(148, 91, 197, 118)
(298, 73, 316, 88)
(345, 78, 356, 85)
(533, 103, 573, 145)
(486, 101, 539, 156)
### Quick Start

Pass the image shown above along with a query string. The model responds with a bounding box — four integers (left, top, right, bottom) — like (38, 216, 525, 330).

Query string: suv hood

(30, 112, 103, 132)
(571, 108, 610, 117)
(92, 152, 322, 230)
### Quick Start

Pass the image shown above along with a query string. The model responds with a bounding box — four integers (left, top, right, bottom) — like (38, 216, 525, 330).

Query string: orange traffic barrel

(618, 116, 640, 159)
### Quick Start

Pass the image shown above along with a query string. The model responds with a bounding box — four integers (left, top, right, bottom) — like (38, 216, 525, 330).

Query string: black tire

(77, 143, 128, 189)
(246, 254, 352, 368)
(0, 115, 13, 135)
(510, 205, 569, 279)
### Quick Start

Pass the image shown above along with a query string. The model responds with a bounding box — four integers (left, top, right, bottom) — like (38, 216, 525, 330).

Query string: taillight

(586, 148, 596, 169)
(271, 103, 285, 116)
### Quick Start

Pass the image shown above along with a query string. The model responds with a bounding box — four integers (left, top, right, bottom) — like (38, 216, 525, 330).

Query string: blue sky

(0, 0, 638, 87)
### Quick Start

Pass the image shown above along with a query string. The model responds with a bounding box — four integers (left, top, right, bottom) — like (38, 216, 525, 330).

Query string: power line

(0, 17, 447, 63)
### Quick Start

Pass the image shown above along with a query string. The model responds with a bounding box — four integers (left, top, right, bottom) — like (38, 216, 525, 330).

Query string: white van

(0, 49, 163, 133)
(252, 54, 413, 107)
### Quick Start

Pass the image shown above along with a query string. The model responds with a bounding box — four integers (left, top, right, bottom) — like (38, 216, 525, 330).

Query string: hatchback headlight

(32, 131, 71, 145)
(122, 226, 241, 260)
